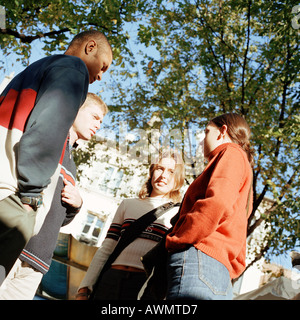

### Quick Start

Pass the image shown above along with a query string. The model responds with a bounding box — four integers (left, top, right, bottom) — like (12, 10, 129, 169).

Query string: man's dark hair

(68, 30, 112, 57)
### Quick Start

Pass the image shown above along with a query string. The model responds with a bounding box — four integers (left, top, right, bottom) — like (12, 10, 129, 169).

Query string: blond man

(0, 93, 108, 300)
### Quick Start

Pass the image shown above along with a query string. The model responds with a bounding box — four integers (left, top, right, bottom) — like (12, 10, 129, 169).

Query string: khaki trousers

(0, 194, 36, 285)
(0, 258, 43, 300)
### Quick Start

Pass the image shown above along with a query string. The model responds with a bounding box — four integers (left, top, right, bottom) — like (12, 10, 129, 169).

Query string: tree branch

(241, 0, 252, 113)
(247, 183, 269, 237)
(0, 27, 70, 43)
(234, 244, 269, 282)
(0, 21, 117, 45)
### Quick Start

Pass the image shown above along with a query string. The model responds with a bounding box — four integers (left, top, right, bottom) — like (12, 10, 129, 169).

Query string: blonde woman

(76, 150, 185, 300)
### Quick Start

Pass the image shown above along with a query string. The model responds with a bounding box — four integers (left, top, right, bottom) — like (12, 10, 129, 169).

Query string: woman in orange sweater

(166, 113, 253, 300)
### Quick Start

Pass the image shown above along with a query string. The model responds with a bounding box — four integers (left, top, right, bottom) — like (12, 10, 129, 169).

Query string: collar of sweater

(208, 142, 242, 161)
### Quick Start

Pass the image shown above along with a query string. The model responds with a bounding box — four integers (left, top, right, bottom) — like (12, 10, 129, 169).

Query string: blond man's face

(72, 103, 105, 141)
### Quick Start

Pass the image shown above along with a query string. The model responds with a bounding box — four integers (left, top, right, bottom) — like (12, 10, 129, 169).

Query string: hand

(75, 287, 90, 300)
(61, 179, 83, 209)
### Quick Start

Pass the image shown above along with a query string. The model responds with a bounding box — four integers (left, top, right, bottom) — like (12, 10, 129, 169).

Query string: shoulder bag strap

(90, 201, 179, 297)
(103, 201, 178, 270)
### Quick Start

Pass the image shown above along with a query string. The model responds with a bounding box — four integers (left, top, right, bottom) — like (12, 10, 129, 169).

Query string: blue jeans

(166, 246, 233, 300)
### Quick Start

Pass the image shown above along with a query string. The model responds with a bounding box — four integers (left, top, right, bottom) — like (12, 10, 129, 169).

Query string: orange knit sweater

(166, 143, 253, 279)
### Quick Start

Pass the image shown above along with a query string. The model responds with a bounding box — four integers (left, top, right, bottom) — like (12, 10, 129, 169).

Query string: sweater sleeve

(78, 201, 126, 291)
(166, 147, 246, 251)
(62, 145, 81, 226)
(17, 60, 89, 199)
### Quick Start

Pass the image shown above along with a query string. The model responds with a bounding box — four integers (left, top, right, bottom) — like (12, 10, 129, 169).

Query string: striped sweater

(79, 197, 179, 291)
(20, 140, 79, 274)
(0, 54, 88, 234)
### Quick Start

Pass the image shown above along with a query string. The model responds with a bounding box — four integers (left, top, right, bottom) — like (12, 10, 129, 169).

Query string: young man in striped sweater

(0, 93, 108, 299)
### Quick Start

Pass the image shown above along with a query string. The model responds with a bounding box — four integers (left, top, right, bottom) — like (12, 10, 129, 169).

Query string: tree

(108, 0, 300, 267)
(1, 0, 299, 270)
(0, 0, 145, 68)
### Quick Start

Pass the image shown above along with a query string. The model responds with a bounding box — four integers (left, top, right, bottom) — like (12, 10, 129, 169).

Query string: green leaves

(114, 0, 300, 261)
(0, 0, 146, 67)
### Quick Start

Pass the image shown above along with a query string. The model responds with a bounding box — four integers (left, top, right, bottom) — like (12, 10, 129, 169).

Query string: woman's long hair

(138, 149, 185, 203)
(210, 113, 254, 166)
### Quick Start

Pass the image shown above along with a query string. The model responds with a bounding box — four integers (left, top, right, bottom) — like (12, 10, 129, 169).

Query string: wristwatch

(21, 195, 43, 211)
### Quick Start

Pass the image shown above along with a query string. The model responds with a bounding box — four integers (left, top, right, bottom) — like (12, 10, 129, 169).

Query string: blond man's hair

(83, 92, 108, 115)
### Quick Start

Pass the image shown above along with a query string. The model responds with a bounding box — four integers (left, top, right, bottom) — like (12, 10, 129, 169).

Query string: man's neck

(69, 127, 78, 147)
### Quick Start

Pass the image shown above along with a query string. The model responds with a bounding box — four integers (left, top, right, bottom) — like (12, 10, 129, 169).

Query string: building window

(98, 166, 124, 196)
(79, 211, 105, 245)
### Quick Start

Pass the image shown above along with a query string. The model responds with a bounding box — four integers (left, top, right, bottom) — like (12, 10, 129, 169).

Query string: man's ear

(85, 40, 97, 55)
